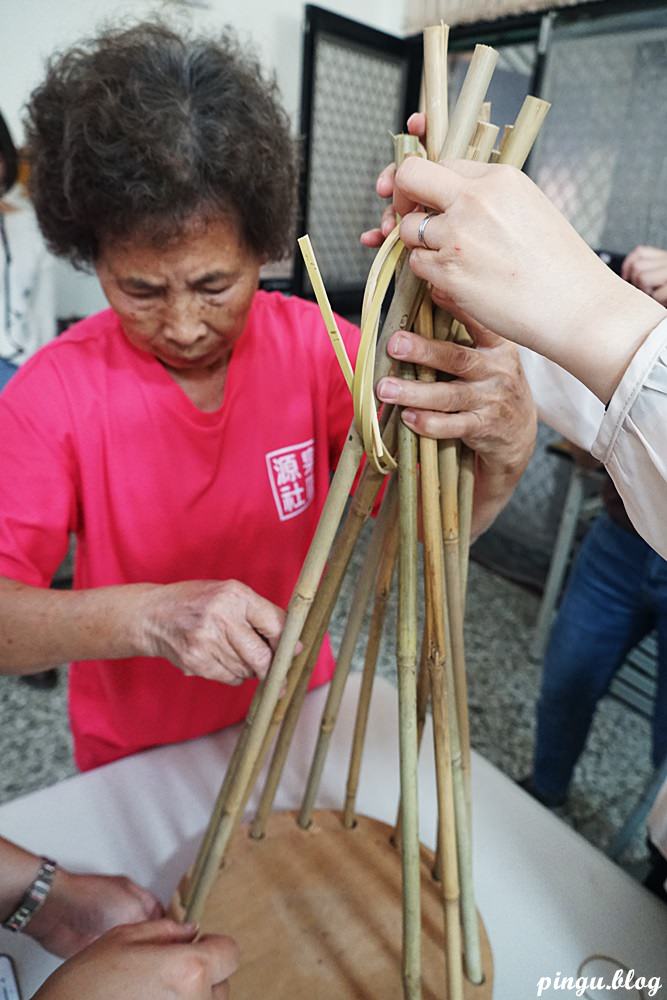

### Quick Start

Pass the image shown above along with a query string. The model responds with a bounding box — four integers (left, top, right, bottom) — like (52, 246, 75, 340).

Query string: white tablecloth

(1, 675, 666, 998)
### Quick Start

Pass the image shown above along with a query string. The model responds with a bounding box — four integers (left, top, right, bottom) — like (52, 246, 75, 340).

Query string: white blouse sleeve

(591, 318, 667, 560)
(518, 346, 605, 452)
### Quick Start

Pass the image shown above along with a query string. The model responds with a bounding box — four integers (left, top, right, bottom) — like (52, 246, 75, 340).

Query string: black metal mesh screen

(530, 12, 667, 252)
(304, 32, 408, 293)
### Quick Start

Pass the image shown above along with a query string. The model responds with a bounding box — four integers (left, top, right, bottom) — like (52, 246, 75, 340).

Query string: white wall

(2, 0, 406, 316)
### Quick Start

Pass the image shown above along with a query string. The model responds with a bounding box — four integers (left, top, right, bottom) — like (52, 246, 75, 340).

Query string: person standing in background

(0, 109, 56, 389)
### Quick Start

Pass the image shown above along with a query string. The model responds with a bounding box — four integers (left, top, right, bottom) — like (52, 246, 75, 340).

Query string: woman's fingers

(406, 112, 426, 138)
(385, 330, 482, 378)
(394, 157, 487, 218)
(399, 210, 448, 252)
(376, 162, 396, 199)
(401, 408, 481, 441)
(228, 625, 273, 679)
(193, 934, 241, 987)
(377, 377, 478, 412)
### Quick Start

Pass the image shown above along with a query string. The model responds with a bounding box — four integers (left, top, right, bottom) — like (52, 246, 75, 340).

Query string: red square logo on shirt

(266, 439, 315, 522)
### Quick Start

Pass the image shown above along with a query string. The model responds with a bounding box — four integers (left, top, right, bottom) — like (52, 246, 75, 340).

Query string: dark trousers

(533, 514, 667, 801)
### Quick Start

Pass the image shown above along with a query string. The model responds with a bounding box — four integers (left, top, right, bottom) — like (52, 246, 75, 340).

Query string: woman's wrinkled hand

(33, 919, 239, 1000)
(376, 325, 536, 478)
(140, 579, 287, 685)
(28, 868, 163, 959)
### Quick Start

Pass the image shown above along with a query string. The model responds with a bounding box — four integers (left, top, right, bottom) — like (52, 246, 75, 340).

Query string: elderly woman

(0, 22, 534, 778)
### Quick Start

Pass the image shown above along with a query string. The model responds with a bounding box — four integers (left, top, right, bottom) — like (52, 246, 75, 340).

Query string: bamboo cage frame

(178, 23, 551, 999)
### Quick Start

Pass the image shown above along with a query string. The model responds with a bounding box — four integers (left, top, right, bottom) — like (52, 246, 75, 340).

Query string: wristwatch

(2, 857, 57, 933)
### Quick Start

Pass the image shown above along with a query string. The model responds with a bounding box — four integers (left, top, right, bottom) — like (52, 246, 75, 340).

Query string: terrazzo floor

(0, 546, 655, 877)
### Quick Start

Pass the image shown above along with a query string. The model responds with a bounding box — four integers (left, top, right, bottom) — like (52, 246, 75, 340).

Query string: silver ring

(417, 212, 437, 250)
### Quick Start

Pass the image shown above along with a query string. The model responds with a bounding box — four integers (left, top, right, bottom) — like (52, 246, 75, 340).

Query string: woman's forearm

(470, 460, 526, 542)
(0, 576, 287, 683)
(0, 578, 156, 673)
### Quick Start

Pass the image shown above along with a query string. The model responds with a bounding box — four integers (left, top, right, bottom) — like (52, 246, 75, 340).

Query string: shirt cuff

(592, 317, 667, 464)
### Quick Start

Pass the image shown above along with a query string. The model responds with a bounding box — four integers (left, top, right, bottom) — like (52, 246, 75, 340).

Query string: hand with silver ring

(417, 212, 438, 250)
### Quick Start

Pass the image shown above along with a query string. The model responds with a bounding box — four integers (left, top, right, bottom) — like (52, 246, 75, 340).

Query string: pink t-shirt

(0, 291, 359, 770)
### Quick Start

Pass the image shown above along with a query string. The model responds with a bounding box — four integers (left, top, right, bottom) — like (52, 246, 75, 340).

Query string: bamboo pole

(225, 434, 398, 848)
(439, 44, 498, 160)
(298, 479, 398, 829)
(393, 584, 432, 849)
(397, 362, 421, 1000)
(423, 23, 449, 163)
(457, 446, 475, 602)
(343, 510, 400, 829)
(414, 298, 463, 1000)
(467, 120, 500, 162)
(249, 452, 393, 841)
(500, 96, 550, 169)
(183, 254, 425, 925)
(186, 678, 264, 895)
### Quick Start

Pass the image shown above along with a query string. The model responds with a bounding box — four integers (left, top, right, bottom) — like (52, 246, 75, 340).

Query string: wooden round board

(172, 810, 493, 999)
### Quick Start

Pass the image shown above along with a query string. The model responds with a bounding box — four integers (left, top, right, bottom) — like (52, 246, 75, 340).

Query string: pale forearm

(0, 578, 157, 673)
(548, 273, 667, 404)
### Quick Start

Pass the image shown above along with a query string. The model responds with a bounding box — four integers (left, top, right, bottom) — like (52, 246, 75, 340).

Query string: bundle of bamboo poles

(181, 23, 550, 1000)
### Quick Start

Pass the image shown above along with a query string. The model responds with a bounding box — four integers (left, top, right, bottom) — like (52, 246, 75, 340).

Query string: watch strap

(2, 857, 57, 933)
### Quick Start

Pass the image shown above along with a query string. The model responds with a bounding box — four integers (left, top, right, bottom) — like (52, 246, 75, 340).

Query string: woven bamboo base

(171, 810, 493, 999)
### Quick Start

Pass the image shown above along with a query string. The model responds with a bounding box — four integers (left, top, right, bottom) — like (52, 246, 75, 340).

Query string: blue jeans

(0, 358, 18, 390)
(533, 513, 667, 801)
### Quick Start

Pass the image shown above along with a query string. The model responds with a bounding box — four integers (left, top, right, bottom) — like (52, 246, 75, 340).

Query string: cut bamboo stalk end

(499, 96, 551, 169)
(468, 121, 500, 163)
(423, 22, 449, 162)
(439, 44, 499, 161)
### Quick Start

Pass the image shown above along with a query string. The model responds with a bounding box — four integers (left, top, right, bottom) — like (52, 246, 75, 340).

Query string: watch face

(0, 954, 22, 1000)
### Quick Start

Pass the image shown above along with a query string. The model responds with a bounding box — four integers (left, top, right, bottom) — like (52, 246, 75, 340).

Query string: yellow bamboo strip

(297, 236, 354, 392)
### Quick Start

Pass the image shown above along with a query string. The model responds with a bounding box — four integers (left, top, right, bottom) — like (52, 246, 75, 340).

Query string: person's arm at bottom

(0, 836, 162, 959)
(32, 919, 239, 1000)
(0, 576, 286, 685)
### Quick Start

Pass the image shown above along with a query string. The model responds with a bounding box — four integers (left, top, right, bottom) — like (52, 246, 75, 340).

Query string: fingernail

(377, 378, 399, 402)
(389, 333, 409, 357)
(402, 410, 416, 425)
(182, 922, 199, 934)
